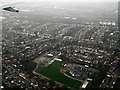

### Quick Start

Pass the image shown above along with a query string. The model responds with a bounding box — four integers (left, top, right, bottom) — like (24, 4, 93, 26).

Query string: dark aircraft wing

(3, 6, 19, 13)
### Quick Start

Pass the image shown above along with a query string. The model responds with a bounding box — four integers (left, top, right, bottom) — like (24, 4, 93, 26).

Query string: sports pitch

(35, 61, 82, 89)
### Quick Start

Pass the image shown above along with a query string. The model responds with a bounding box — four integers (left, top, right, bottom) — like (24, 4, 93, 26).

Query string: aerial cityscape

(1, 1, 120, 89)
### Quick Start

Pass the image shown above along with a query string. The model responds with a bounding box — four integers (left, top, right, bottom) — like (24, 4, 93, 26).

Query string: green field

(35, 61, 82, 89)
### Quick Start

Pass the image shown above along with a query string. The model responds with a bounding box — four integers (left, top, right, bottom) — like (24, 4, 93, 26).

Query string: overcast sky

(25, 0, 119, 2)
(26, 0, 119, 2)
(2, 0, 120, 2)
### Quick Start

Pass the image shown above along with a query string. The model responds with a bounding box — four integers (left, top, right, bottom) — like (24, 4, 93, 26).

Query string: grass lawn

(35, 61, 82, 89)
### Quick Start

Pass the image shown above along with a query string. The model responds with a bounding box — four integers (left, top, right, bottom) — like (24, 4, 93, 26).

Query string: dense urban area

(1, 2, 120, 89)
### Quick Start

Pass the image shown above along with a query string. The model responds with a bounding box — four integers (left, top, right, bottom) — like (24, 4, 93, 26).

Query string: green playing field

(35, 61, 82, 89)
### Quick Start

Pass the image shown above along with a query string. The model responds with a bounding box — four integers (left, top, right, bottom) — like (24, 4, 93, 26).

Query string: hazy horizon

(2, 0, 120, 3)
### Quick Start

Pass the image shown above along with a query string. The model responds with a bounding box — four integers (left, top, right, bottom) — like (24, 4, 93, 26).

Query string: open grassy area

(35, 61, 82, 89)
